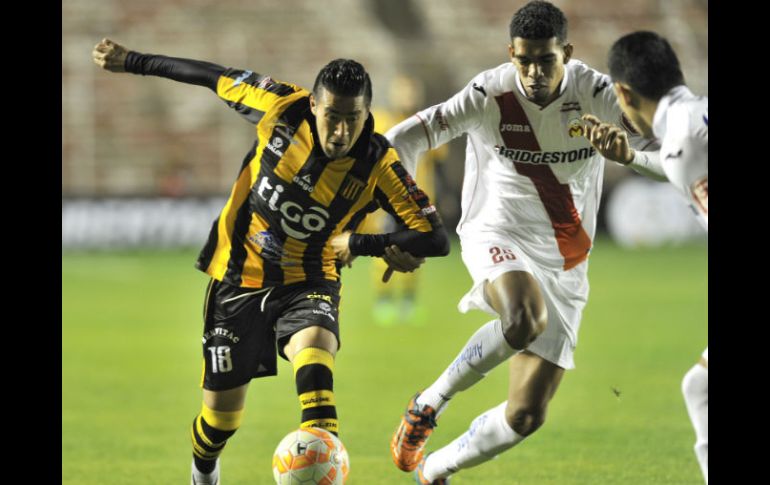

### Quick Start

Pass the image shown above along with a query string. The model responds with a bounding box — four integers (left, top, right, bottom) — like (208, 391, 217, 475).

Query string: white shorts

(458, 233, 590, 369)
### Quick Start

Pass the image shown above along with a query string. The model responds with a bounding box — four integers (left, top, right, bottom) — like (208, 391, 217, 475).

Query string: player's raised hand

(381, 245, 425, 283)
(581, 114, 634, 165)
(92, 38, 129, 72)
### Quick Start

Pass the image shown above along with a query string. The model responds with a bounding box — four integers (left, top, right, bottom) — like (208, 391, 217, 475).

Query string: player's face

(311, 88, 369, 159)
(509, 37, 572, 106)
(613, 82, 654, 138)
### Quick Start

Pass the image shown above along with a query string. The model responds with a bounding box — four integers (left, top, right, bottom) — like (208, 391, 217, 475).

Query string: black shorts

(200, 278, 341, 391)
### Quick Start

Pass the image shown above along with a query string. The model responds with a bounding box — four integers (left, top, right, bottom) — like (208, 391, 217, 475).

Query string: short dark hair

(509, 1, 568, 43)
(313, 59, 372, 107)
(608, 31, 685, 100)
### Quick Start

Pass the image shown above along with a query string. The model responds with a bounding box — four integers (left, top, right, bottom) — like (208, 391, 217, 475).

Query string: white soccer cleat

(191, 459, 220, 485)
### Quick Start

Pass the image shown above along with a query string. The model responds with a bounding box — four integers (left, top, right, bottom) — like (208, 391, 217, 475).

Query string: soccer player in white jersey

(385, 2, 660, 484)
(582, 31, 708, 483)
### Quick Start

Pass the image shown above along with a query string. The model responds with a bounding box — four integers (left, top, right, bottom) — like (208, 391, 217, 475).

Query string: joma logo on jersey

(256, 176, 330, 240)
(500, 123, 531, 133)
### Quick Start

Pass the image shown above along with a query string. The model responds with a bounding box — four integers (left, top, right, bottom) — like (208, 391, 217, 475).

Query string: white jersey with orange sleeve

(386, 60, 658, 273)
(653, 86, 708, 231)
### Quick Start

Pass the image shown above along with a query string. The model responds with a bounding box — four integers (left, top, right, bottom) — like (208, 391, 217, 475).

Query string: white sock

(682, 363, 708, 483)
(417, 319, 518, 414)
(423, 401, 525, 481)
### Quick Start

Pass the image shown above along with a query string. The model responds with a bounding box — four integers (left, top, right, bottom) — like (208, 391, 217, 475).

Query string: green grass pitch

(62, 237, 707, 484)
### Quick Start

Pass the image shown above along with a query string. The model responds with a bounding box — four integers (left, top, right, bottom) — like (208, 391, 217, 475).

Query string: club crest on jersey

(568, 118, 584, 138)
(340, 174, 366, 200)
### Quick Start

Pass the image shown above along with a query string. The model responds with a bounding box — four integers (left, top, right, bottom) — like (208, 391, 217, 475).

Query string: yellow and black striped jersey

(191, 68, 444, 288)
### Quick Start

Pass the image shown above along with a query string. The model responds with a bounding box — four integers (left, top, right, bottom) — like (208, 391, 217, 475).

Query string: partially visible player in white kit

(582, 31, 708, 483)
(384, 2, 661, 484)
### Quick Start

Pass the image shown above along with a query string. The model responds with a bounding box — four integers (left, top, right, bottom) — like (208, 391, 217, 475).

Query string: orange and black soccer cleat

(391, 392, 439, 472)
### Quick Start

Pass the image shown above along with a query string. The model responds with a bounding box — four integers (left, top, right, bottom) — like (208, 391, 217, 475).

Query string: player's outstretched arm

(91, 37, 226, 91)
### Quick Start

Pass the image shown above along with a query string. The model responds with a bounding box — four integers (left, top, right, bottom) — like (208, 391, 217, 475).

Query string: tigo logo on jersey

(256, 176, 330, 240)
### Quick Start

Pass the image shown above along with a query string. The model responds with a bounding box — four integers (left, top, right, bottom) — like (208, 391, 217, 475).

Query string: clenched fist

(92, 38, 129, 72)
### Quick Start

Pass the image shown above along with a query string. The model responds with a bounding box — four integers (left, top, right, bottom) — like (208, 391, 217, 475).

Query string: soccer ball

(272, 427, 350, 484)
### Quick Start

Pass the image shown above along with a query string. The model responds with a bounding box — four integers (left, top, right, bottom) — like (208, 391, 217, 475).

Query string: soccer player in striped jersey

(92, 38, 449, 485)
(383, 2, 660, 484)
(583, 31, 708, 483)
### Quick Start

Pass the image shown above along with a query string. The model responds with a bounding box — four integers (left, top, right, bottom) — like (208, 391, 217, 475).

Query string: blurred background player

(361, 74, 450, 326)
(92, 38, 449, 485)
(582, 31, 708, 483)
(384, 2, 661, 483)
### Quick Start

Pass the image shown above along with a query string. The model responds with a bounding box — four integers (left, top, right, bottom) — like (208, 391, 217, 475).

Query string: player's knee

(500, 303, 547, 350)
(504, 404, 546, 437)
